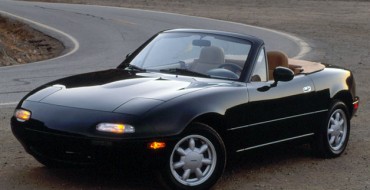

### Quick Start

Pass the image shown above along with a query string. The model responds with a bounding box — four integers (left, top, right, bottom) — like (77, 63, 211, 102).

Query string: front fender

(138, 85, 248, 137)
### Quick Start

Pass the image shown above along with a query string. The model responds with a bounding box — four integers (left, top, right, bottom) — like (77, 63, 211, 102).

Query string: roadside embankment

(0, 15, 64, 67)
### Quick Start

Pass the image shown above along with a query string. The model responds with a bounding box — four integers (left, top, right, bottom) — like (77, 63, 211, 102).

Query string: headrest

(198, 46, 225, 65)
(267, 51, 289, 69)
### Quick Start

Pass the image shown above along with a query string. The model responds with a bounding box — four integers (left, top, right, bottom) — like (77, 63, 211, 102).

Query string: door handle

(303, 86, 312, 93)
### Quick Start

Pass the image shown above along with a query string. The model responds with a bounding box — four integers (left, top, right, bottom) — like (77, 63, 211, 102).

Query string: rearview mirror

(192, 39, 211, 47)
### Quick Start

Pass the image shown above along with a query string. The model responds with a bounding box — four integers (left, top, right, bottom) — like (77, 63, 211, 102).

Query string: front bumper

(11, 117, 177, 168)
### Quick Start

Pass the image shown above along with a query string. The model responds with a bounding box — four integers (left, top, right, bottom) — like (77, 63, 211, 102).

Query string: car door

(228, 48, 322, 152)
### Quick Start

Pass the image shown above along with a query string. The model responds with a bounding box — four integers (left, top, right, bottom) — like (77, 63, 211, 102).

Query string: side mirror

(272, 67, 294, 86)
(126, 53, 131, 58)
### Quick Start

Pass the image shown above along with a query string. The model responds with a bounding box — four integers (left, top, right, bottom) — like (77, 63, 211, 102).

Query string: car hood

(25, 69, 224, 114)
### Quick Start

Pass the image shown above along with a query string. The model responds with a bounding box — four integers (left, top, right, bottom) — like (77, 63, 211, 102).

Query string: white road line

(0, 9, 80, 104)
(0, 102, 18, 106)
(0, 5, 307, 61)
(93, 5, 311, 59)
(0, 10, 80, 66)
(147, 8, 311, 59)
(0, 5, 310, 109)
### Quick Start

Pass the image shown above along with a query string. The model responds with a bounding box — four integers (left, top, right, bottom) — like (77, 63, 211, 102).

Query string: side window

(251, 48, 267, 82)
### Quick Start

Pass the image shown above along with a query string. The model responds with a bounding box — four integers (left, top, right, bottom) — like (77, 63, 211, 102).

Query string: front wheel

(159, 123, 226, 190)
(312, 101, 350, 158)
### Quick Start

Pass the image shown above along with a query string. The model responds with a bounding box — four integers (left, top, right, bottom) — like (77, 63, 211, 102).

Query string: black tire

(159, 122, 226, 190)
(312, 101, 350, 158)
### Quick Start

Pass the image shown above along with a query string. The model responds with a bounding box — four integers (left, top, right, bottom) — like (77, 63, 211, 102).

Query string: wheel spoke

(173, 161, 185, 169)
(202, 158, 212, 165)
(335, 112, 340, 121)
(177, 147, 187, 156)
(335, 136, 341, 145)
(328, 128, 334, 134)
(189, 138, 195, 151)
(339, 119, 344, 126)
(182, 169, 191, 180)
(330, 117, 336, 124)
(199, 144, 208, 154)
(329, 136, 336, 144)
(195, 168, 203, 179)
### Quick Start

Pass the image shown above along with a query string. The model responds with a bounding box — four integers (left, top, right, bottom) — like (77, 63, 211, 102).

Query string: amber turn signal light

(15, 109, 31, 122)
(149, 141, 166, 150)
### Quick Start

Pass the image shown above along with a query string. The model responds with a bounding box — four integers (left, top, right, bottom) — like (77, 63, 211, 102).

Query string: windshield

(129, 32, 251, 80)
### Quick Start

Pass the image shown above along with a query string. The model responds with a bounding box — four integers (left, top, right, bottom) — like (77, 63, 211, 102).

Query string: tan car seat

(267, 51, 289, 80)
(190, 46, 225, 73)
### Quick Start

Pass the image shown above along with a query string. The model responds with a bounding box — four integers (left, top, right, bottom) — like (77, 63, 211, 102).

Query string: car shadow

(23, 143, 315, 190)
(216, 143, 316, 187)
(26, 164, 161, 189)
(227, 143, 313, 170)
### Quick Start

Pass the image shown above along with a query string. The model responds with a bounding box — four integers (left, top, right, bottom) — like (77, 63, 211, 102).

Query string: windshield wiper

(159, 68, 210, 78)
(126, 64, 146, 72)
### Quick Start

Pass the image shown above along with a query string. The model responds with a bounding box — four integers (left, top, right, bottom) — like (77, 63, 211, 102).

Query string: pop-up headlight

(96, 123, 135, 134)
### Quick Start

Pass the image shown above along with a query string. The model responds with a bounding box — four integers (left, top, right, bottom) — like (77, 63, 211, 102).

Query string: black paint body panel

(11, 29, 358, 166)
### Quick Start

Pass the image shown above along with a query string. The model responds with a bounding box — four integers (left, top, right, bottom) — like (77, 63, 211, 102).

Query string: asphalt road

(0, 0, 309, 106)
(0, 0, 313, 189)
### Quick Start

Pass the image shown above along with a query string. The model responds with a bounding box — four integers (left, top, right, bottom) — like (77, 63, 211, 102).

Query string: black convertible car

(12, 29, 359, 189)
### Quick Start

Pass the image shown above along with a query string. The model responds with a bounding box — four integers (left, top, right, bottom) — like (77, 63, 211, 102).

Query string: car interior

(267, 51, 326, 80)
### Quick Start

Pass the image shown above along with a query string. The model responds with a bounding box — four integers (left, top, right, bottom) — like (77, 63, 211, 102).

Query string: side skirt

(236, 133, 314, 153)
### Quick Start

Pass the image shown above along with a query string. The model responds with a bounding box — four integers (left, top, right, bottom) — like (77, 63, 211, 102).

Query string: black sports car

(12, 29, 359, 190)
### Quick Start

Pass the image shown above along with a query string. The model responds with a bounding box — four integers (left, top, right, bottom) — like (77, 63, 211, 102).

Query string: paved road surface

(0, 0, 308, 106)
(0, 1, 313, 189)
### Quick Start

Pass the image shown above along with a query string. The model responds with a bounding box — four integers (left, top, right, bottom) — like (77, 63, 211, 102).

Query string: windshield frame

(118, 30, 261, 82)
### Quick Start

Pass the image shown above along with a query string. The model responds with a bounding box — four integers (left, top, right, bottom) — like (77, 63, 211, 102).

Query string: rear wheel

(312, 101, 350, 158)
(159, 123, 226, 190)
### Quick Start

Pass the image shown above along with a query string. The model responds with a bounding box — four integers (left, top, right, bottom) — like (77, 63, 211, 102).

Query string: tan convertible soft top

(267, 51, 325, 80)
(288, 58, 325, 74)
